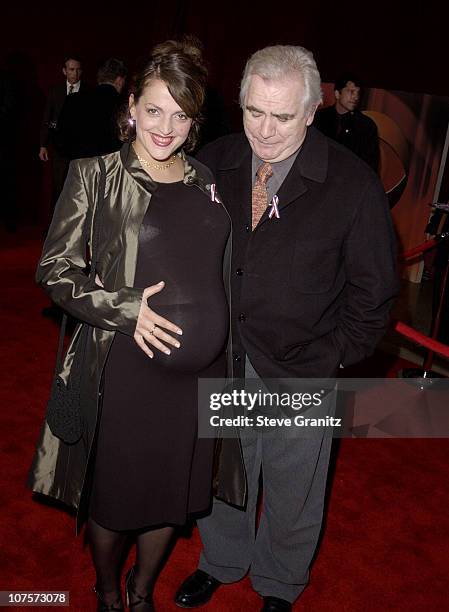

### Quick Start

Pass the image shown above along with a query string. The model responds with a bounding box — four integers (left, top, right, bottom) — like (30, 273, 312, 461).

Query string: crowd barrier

(394, 230, 449, 374)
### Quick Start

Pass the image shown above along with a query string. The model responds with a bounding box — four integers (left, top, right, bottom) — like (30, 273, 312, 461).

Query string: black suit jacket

(197, 128, 398, 378)
(314, 105, 380, 173)
(39, 81, 86, 151)
(57, 83, 123, 159)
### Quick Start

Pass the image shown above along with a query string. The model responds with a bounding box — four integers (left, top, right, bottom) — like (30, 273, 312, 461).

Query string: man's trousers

(198, 374, 335, 603)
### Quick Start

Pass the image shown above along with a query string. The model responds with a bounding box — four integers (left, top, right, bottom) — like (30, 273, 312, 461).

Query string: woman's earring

(128, 116, 135, 127)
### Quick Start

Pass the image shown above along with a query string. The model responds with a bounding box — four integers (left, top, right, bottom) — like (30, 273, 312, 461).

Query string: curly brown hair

(119, 37, 208, 152)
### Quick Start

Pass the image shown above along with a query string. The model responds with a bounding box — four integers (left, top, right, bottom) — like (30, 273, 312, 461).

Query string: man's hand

(134, 281, 182, 358)
(39, 146, 49, 161)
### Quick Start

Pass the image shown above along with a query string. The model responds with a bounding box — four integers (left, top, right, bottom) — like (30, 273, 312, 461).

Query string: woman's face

(129, 79, 192, 162)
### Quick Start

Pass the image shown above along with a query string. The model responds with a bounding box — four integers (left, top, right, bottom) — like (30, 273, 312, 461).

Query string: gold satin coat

(28, 143, 246, 531)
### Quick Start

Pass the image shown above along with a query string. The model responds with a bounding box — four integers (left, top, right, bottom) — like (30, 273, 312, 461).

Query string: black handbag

(46, 157, 106, 444)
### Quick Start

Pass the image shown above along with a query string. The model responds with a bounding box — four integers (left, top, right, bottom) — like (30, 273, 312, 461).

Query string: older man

(176, 46, 397, 611)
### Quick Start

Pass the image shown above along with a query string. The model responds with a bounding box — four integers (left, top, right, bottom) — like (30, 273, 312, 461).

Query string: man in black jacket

(57, 57, 127, 159)
(38, 55, 85, 207)
(314, 74, 380, 172)
(175, 46, 397, 611)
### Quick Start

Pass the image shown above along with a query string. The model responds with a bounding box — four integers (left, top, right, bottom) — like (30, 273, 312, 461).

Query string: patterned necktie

(252, 162, 273, 230)
(68, 85, 74, 95)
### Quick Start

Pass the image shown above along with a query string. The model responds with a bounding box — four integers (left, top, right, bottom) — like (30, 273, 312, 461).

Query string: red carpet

(1, 229, 448, 611)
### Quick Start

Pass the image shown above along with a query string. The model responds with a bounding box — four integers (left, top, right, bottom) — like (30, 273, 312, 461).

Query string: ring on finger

(149, 325, 157, 336)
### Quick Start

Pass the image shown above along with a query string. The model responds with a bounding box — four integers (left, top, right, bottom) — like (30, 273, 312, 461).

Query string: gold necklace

(136, 152, 177, 171)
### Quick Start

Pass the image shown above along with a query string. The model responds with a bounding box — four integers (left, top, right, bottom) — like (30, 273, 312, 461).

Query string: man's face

(335, 81, 360, 114)
(243, 74, 316, 163)
(115, 76, 126, 94)
(63, 59, 82, 84)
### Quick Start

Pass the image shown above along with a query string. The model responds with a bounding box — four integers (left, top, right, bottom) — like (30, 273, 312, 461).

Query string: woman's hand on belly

(149, 300, 229, 372)
(134, 281, 183, 358)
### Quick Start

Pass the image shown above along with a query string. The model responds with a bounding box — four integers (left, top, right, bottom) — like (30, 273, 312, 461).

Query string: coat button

(245, 224, 250, 232)
(233, 353, 241, 362)
(238, 313, 247, 322)
(236, 268, 243, 276)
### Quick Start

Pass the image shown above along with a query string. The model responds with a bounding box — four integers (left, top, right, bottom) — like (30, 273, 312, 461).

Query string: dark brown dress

(89, 179, 230, 530)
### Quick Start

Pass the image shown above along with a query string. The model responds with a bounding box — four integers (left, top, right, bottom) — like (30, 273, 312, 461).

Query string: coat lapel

(232, 155, 253, 223)
(258, 127, 329, 226)
(217, 138, 252, 223)
(117, 143, 154, 287)
(183, 151, 219, 199)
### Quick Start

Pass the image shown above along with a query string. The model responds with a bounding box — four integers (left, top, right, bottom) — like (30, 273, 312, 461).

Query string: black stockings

(87, 517, 175, 606)
(88, 518, 128, 605)
(133, 526, 175, 596)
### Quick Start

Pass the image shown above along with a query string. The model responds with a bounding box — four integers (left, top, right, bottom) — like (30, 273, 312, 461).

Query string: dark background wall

(1, 2, 447, 223)
(2, 2, 448, 100)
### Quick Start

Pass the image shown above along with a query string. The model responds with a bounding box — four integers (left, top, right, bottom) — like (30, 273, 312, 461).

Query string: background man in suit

(39, 55, 84, 318)
(57, 57, 127, 160)
(175, 46, 397, 611)
(38, 55, 84, 208)
(314, 74, 380, 172)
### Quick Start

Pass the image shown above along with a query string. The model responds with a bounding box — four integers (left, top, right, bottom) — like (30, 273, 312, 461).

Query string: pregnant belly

(149, 300, 228, 373)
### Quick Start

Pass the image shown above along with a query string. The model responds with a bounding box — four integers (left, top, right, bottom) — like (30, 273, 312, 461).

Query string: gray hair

(239, 45, 322, 116)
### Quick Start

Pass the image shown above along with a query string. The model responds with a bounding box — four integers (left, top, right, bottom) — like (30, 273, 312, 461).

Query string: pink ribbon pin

(269, 195, 280, 219)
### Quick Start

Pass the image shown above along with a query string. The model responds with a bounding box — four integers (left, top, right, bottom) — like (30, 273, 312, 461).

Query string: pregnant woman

(28, 39, 243, 611)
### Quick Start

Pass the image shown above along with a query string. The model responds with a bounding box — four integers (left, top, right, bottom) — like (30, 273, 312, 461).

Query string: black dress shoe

(175, 569, 222, 608)
(261, 596, 292, 611)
